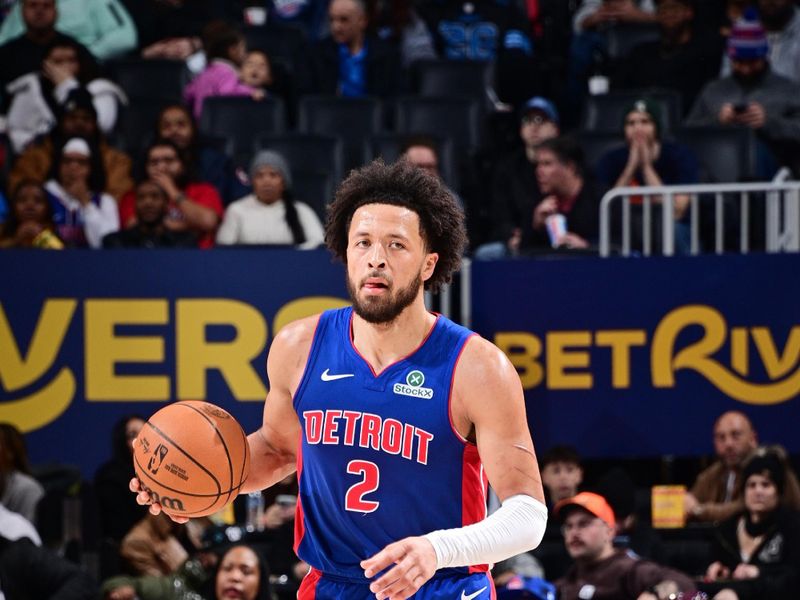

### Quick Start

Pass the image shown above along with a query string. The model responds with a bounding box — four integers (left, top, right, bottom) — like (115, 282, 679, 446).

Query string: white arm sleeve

(422, 494, 547, 569)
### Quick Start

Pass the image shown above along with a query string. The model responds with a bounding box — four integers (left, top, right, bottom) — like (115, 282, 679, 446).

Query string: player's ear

(422, 252, 438, 280)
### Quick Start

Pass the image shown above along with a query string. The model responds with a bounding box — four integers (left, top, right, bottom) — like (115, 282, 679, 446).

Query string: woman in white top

(216, 150, 325, 249)
(44, 137, 119, 248)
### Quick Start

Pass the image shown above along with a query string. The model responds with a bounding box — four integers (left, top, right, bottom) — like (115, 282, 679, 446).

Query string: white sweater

(216, 195, 325, 249)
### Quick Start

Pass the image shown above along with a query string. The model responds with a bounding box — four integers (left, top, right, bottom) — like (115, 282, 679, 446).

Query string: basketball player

(133, 160, 547, 599)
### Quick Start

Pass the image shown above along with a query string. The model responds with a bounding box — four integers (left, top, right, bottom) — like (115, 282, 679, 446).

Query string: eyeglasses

(522, 114, 549, 126)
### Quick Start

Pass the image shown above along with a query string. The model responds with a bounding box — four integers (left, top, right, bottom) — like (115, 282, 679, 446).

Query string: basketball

(133, 401, 250, 518)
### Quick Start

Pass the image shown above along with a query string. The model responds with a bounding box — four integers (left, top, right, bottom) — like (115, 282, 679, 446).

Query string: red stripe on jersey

(462, 443, 489, 573)
(294, 440, 305, 555)
(297, 567, 322, 599)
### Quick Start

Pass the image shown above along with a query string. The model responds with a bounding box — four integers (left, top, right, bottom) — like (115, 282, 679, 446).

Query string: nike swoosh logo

(320, 369, 355, 382)
(461, 586, 487, 600)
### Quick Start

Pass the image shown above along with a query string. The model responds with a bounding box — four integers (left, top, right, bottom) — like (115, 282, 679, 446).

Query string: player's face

(562, 510, 612, 561)
(345, 203, 438, 324)
(714, 412, 756, 468)
(744, 473, 779, 516)
(542, 462, 583, 503)
(215, 546, 260, 600)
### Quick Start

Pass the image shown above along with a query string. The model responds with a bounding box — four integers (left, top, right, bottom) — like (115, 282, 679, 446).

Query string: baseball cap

(62, 138, 91, 157)
(497, 575, 556, 600)
(520, 96, 559, 126)
(622, 98, 663, 137)
(554, 492, 616, 528)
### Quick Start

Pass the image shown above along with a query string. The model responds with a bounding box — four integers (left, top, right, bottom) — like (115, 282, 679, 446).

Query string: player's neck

(351, 299, 436, 374)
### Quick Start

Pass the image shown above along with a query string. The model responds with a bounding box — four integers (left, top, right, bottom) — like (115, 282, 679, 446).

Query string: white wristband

(423, 494, 547, 569)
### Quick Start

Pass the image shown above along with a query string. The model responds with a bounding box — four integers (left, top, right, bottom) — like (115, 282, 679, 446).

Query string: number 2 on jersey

(345, 460, 380, 513)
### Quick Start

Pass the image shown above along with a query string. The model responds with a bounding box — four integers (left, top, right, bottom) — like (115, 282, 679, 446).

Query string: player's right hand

(129, 477, 190, 524)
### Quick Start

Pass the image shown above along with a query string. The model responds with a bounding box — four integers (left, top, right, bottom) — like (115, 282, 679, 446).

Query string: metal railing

(599, 180, 800, 257)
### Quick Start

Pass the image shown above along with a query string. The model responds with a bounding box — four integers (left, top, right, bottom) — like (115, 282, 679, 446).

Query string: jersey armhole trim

(448, 332, 480, 446)
(291, 312, 325, 412)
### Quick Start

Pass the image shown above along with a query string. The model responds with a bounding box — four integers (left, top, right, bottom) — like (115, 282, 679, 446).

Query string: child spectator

(216, 150, 324, 248)
(44, 136, 118, 248)
(0, 180, 63, 248)
(183, 20, 264, 121)
(119, 139, 223, 248)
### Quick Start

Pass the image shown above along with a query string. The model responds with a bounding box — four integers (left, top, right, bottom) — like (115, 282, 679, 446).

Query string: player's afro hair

(324, 159, 467, 294)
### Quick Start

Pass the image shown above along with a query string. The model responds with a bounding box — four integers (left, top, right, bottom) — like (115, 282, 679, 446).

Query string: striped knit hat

(727, 10, 769, 60)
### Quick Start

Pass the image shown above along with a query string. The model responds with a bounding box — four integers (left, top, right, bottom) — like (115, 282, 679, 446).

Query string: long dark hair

(0, 180, 56, 240)
(142, 138, 191, 188)
(282, 189, 306, 246)
(50, 136, 107, 192)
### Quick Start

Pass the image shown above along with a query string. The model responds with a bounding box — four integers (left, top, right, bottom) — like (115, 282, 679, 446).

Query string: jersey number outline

(345, 459, 380, 513)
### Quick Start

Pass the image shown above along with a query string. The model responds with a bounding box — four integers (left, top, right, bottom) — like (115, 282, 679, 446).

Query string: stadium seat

(243, 23, 309, 70)
(411, 59, 494, 104)
(673, 126, 757, 183)
(298, 95, 383, 173)
(200, 97, 286, 156)
(107, 59, 189, 102)
(606, 23, 661, 60)
(367, 133, 458, 192)
(114, 97, 174, 157)
(581, 89, 682, 135)
(577, 131, 626, 175)
(394, 96, 483, 160)
(254, 132, 344, 188)
(291, 171, 335, 221)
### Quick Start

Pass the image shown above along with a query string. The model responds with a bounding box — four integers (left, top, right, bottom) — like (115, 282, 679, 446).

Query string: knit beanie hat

(249, 150, 292, 189)
(727, 9, 769, 61)
(622, 98, 663, 138)
(742, 448, 785, 494)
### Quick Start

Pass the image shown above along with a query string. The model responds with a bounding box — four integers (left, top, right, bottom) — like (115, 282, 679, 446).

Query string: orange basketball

(133, 401, 250, 518)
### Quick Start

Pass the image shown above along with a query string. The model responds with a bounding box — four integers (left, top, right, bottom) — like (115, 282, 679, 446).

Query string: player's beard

(347, 272, 422, 324)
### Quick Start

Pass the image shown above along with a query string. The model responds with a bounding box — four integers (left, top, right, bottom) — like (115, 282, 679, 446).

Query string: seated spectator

(685, 411, 759, 523)
(0, 422, 45, 525)
(719, 0, 800, 84)
(183, 20, 265, 121)
(310, 0, 401, 97)
(120, 512, 207, 577)
(0, 180, 63, 248)
(5, 38, 126, 153)
(262, 0, 330, 41)
(686, 11, 800, 177)
(475, 97, 560, 259)
(0, 0, 96, 91)
(541, 445, 583, 509)
(523, 136, 606, 252)
(614, 0, 724, 115)
(119, 139, 223, 248)
(369, 0, 436, 68)
(103, 541, 272, 600)
(0, 535, 97, 599)
(554, 492, 700, 600)
(44, 137, 119, 248)
(93, 415, 149, 546)
(595, 97, 699, 253)
(155, 103, 249, 206)
(0, 0, 137, 60)
(216, 150, 324, 248)
(10, 88, 133, 201)
(103, 179, 197, 248)
(399, 134, 463, 205)
(698, 446, 800, 600)
(496, 574, 556, 600)
(240, 48, 293, 108)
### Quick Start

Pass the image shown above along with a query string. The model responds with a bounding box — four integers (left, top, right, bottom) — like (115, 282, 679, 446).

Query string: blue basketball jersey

(292, 307, 488, 582)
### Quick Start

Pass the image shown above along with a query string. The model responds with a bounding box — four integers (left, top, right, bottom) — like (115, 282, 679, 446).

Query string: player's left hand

(361, 536, 437, 600)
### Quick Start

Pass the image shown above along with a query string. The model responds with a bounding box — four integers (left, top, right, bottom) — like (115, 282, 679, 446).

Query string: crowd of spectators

(0, 0, 798, 254)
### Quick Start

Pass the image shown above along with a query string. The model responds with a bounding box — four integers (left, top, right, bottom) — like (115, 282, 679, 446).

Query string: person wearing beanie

(595, 96, 699, 254)
(687, 9, 800, 179)
(216, 150, 324, 249)
(699, 445, 800, 600)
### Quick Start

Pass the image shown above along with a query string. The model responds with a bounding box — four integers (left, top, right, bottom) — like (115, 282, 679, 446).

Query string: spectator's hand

(150, 171, 181, 201)
(105, 585, 137, 600)
(15, 222, 43, 245)
(361, 536, 437, 600)
(557, 232, 589, 249)
(164, 38, 196, 60)
(507, 228, 522, 254)
(261, 502, 293, 529)
(129, 439, 189, 523)
(250, 89, 266, 101)
(533, 196, 559, 230)
(64, 178, 92, 205)
(293, 560, 310, 581)
(684, 492, 699, 516)
(712, 590, 739, 600)
(636, 593, 657, 600)
(43, 58, 74, 86)
(705, 561, 730, 581)
(719, 103, 737, 125)
(731, 563, 759, 580)
(739, 102, 766, 129)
